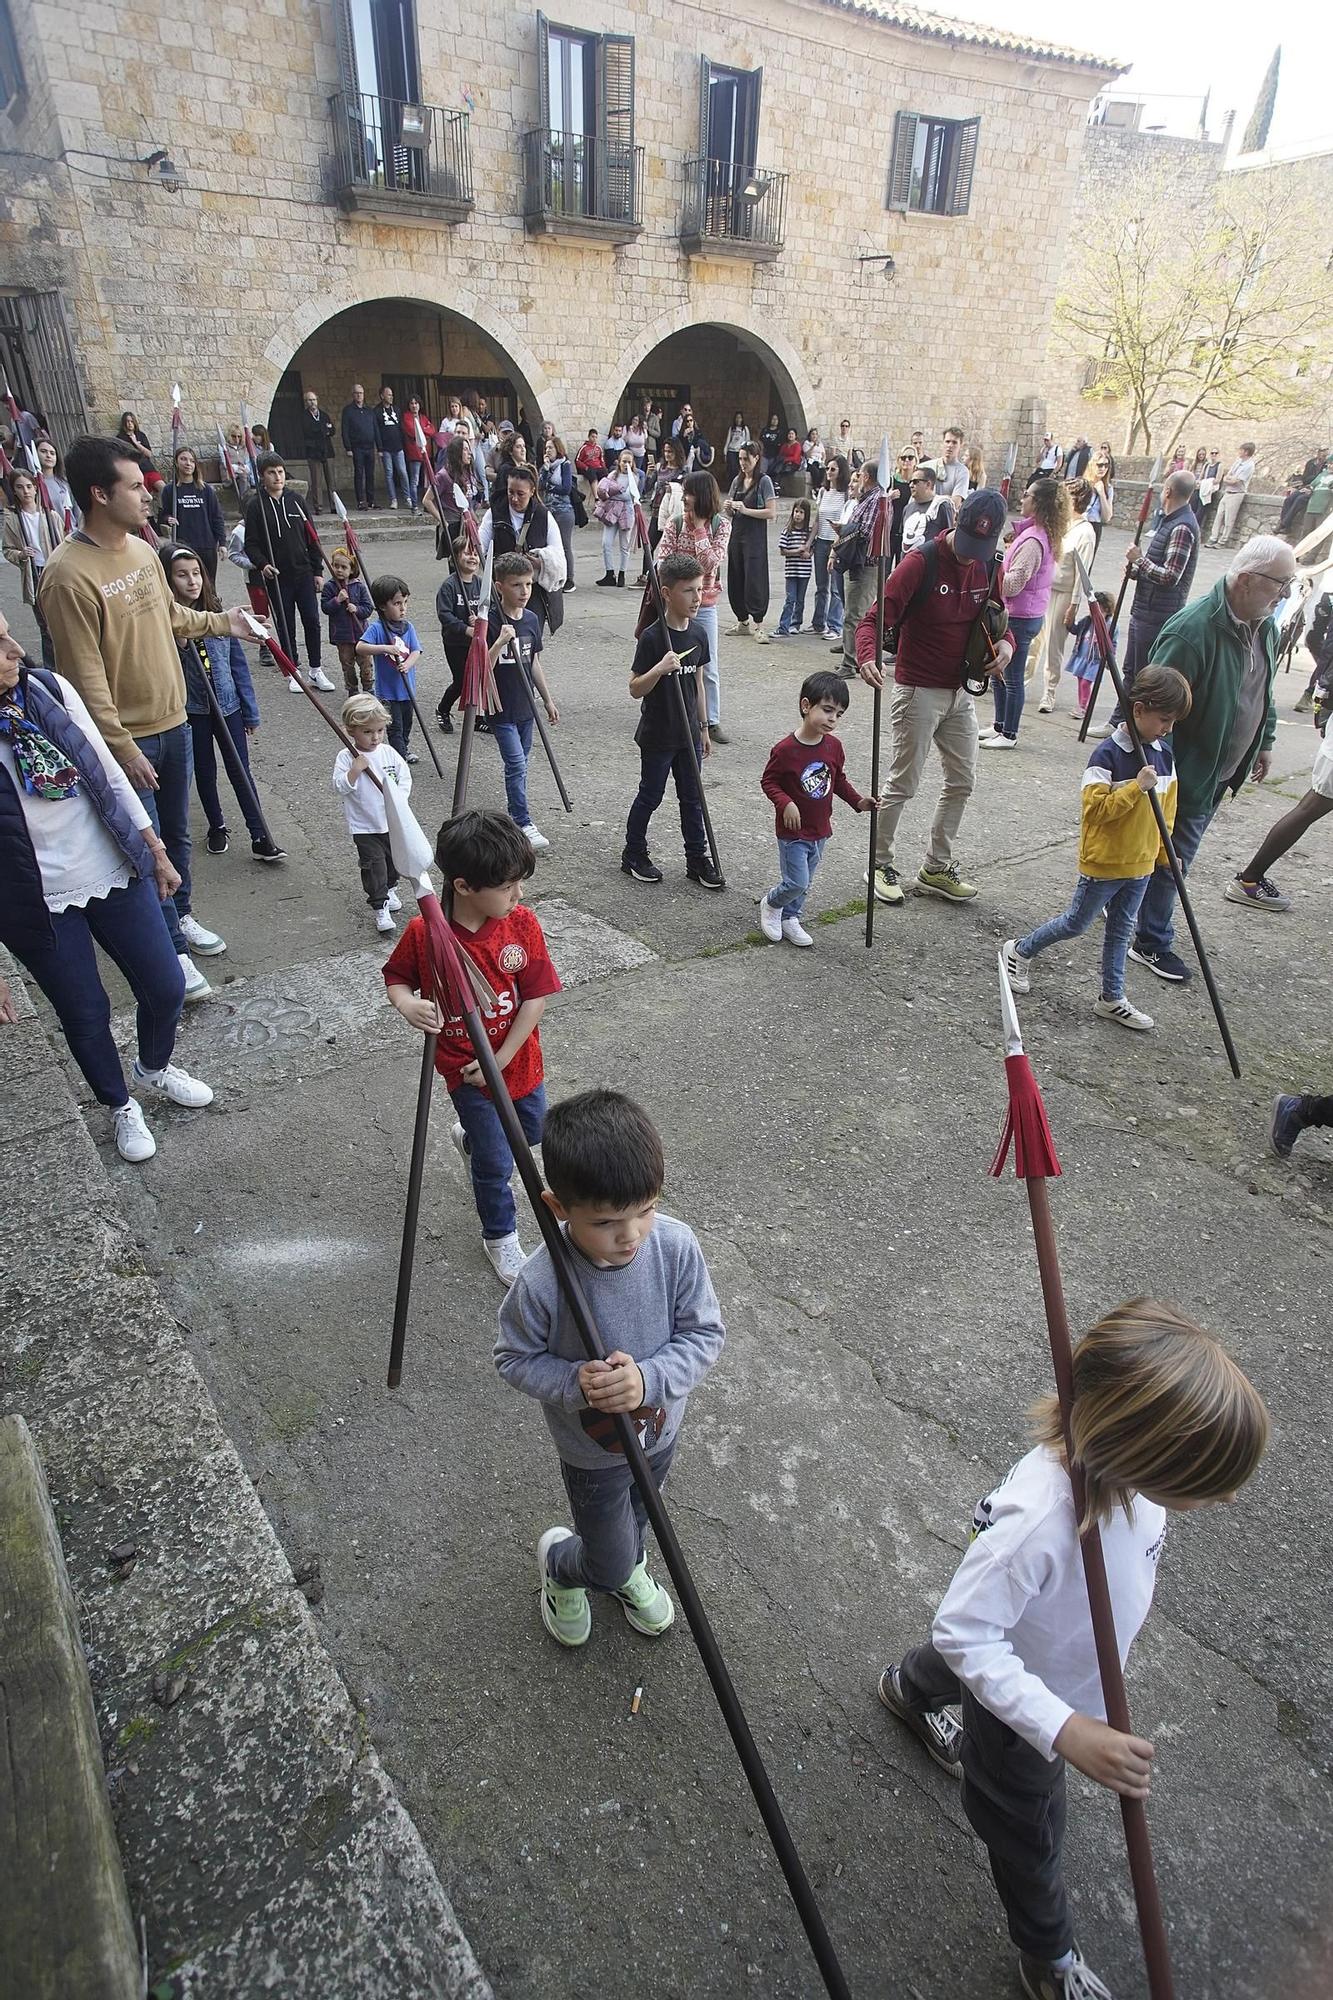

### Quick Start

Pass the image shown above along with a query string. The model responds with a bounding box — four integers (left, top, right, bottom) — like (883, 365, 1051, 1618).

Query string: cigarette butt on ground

(630, 1686, 643, 1717)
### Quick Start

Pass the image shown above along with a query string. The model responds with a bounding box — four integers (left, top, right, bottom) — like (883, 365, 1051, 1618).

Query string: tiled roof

(821, 0, 1124, 73)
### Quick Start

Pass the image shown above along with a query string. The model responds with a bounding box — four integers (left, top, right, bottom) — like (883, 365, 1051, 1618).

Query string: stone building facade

(1043, 125, 1333, 482)
(0, 0, 1116, 480)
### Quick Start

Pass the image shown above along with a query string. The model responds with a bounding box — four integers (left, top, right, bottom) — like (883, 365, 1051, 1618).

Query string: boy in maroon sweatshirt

(758, 670, 881, 947)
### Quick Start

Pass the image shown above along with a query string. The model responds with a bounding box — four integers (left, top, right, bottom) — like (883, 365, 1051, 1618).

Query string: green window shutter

(887, 110, 918, 210)
(537, 10, 550, 133)
(947, 117, 980, 216)
(332, 0, 359, 98)
(697, 54, 711, 160)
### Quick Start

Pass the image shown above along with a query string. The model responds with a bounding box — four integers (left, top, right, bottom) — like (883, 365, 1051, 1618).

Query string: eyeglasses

(1253, 573, 1295, 597)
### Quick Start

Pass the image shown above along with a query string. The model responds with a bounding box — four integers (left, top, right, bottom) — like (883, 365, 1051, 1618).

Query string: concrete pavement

(3, 517, 1330, 1999)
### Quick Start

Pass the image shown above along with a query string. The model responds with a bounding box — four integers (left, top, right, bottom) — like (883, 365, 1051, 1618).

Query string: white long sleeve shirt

(932, 1446, 1166, 1762)
(331, 742, 412, 836)
(478, 507, 567, 592)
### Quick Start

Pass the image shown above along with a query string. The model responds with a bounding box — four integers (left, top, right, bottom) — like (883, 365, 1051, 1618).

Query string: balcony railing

(521, 129, 643, 243)
(680, 158, 788, 261)
(328, 92, 473, 221)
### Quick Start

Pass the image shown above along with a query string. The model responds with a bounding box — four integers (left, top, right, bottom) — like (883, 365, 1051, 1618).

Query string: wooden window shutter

(537, 11, 550, 133)
(697, 54, 711, 160)
(743, 66, 763, 168)
(597, 31, 636, 219)
(332, 0, 360, 98)
(887, 110, 918, 210)
(947, 118, 980, 215)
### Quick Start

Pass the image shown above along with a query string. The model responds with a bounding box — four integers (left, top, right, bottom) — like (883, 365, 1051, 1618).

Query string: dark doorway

(268, 368, 306, 457)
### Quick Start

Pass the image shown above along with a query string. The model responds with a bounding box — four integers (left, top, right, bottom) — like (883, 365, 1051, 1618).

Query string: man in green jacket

(1129, 534, 1296, 983)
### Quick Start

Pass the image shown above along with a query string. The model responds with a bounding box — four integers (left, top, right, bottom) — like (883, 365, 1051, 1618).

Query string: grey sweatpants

(547, 1437, 677, 1593)
(840, 566, 877, 671)
(899, 1641, 1072, 1962)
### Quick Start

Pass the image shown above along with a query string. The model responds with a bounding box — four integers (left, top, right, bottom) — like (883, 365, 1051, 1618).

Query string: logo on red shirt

(497, 942, 529, 974)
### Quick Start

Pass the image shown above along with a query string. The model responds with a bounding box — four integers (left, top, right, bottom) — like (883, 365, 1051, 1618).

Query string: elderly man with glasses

(1127, 534, 1297, 984)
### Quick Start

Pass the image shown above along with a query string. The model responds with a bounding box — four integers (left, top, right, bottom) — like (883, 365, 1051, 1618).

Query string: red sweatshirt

(760, 730, 864, 840)
(855, 537, 998, 690)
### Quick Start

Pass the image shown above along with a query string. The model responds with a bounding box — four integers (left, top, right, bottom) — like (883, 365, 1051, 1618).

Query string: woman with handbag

(538, 436, 578, 594)
(593, 451, 639, 587)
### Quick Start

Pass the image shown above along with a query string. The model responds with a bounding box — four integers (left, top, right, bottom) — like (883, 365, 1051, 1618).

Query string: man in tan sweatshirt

(40, 436, 269, 997)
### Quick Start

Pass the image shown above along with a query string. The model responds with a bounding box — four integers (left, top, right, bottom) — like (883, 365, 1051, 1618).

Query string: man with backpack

(856, 490, 1011, 907)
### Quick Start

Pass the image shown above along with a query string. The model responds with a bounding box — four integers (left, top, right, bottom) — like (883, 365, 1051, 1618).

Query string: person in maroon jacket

(758, 670, 880, 948)
(857, 490, 1012, 908)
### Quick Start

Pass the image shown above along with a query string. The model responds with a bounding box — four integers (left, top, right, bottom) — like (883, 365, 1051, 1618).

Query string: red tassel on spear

(992, 950, 1176, 2000)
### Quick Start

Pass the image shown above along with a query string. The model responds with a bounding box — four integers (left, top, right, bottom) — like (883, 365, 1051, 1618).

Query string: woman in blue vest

(0, 613, 214, 1162)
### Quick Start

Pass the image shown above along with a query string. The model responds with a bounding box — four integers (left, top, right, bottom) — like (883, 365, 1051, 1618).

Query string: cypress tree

(1240, 48, 1280, 155)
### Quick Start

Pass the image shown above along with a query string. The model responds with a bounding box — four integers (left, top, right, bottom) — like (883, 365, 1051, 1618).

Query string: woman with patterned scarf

(0, 611, 215, 1161)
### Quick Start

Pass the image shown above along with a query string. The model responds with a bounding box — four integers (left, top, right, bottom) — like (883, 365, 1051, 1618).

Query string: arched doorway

(607, 319, 810, 460)
(261, 296, 546, 457)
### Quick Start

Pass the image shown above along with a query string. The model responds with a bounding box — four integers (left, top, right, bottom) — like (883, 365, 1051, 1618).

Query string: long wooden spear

(865, 439, 890, 946)
(1079, 454, 1163, 740)
(632, 501, 725, 885)
(330, 490, 446, 779)
(992, 950, 1175, 1999)
(998, 440, 1018, 506)
(1072, 550, 1240, 1077)
(378, 777, 849, 2000)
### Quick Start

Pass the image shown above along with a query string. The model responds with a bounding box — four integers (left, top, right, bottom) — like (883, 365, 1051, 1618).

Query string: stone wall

(0, 0, 1115, 469)
(1043, 127, 1333, 478)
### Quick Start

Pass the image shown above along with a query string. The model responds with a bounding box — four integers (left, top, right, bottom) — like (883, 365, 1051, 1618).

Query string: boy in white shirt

(330, 694, 412, 933)
(877, 1299, 1268, 2000)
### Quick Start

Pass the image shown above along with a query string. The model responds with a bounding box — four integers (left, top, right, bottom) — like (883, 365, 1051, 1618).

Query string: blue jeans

(490, 715, 534, 827)
(765, 835, 828, 919)
(189, 710, 265, 840)
(350, 446, 376, 506)
(379, 448, 411, 507)
(991, 615, 1043, 738)
(1017, 874, 1150, 1002)
(2, 874, 185, 1104)
(624, 743, 707, 863)
(777, 575, 810, 634)
(812, 540, 842, 635)
(548, 1437, 678, 1592)
(452, 1080, 546, 1239)
(133, 721, 194, 948)
(1134, 805, 1216, 954)
(696, 602, 720, 725)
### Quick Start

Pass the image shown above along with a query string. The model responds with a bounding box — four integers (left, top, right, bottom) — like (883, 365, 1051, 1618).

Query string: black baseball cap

(954, 488, 1006, 562)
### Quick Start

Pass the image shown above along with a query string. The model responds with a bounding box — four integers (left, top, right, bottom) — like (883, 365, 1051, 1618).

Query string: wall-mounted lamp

(855, 253, 896, 281)
(739, 173, 768, 201)
(397, 104, 429, 148)
(140, 148, 183, 194)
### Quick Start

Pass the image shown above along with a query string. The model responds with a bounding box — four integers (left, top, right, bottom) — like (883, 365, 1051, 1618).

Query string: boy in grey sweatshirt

(494, 1088, 725, 1647)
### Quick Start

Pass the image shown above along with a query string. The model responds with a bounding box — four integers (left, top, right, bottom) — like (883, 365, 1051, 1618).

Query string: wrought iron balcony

(680, 158, 787, 261)
(328, 92, 473, 222)
(521, 130, 644, 244)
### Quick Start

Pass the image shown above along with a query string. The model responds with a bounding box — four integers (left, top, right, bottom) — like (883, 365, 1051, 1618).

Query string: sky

(924, 1, 1333, 154)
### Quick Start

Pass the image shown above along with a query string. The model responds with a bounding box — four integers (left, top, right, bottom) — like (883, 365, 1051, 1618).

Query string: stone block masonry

(0, 0, 1117, 465)
(0, 960, 491, 2000)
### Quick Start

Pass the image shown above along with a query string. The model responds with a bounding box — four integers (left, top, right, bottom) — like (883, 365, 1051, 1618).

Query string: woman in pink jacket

(981, 477, 1070, 749)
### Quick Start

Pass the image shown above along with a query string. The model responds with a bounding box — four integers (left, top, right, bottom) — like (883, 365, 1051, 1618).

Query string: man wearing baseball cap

(856, 489, 1012, 906)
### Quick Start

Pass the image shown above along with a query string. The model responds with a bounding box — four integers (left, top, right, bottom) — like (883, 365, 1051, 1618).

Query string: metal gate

(0, 290, 89, 451)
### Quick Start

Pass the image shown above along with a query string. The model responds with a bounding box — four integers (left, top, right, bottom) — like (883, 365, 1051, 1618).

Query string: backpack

(886, 541, 1008, 692)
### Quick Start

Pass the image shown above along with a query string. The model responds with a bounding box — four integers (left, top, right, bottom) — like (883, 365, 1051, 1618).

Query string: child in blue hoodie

(162, 543, 284, 862)
(355, 572, 422, 763)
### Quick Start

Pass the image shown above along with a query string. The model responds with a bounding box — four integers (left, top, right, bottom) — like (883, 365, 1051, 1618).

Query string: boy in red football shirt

(758, 670, 880, 947)
(383, 810, 561, 1287)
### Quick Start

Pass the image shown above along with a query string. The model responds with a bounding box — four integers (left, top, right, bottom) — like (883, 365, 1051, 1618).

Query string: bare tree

(1055, 163, 1332, 457)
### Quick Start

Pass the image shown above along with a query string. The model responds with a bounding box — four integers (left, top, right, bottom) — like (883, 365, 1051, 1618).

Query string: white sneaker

(310, 667, 336, 692)
(976, 726, 998, 742)
(389, 499, 399, 510)
(1085, 720, 1112, 738)
(483, 1231, 527, 1287)
(522, 823, 550, 850)
(385, 887, 403, 913)
(1037, 700, 1053, 714)
(112, 1098, 156, 1162)
(1094, 995, 1154, 1032)
(178, 913, 226, 955)
(132, 1060, 214, 1108)
(287, 674, 302, 692)
(1002, 940, 1031, 994)
(758, 897, 783, 943)
(781, 917, 814, 948)
(981, 732, 1017, 750)
(450, 1119, 470, 1166)
(374, 903, 395, 933)
(177, 953, 212, 1004)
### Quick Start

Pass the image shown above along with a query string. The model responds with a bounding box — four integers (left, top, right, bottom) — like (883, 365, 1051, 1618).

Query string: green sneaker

(865, 865, 904, 907)
(537, 1527, 591, 1647)
(615, 1558, 675, 1637)
(917, 862, 978, 902)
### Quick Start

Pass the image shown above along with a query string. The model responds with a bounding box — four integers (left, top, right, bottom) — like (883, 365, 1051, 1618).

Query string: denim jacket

(179, 634, 259, 726)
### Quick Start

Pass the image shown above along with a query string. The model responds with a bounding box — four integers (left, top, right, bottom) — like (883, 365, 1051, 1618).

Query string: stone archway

(597, 310, 815, 443)
(249, 273, 553, 430)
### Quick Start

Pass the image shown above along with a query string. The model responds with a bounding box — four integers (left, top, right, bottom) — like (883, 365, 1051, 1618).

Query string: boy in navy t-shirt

(621, 553, 720, 890)
(355, 573, 422, 761)
(758, 670, 879, 947)
(487, 551, 559, 849)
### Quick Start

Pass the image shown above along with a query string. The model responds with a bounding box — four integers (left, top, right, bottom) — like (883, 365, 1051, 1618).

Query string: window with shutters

(525, 14, 642, 237)
(886, 112, 980, 216)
